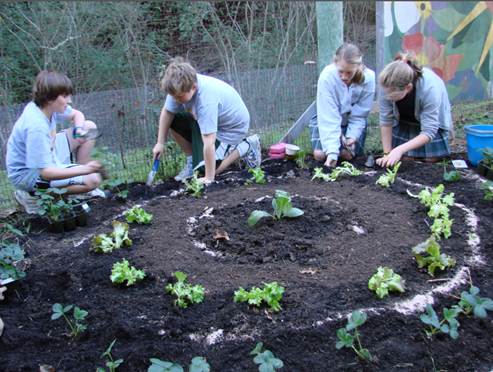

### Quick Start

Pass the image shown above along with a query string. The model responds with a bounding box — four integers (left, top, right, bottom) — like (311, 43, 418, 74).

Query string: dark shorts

(393, 120, 450, 158)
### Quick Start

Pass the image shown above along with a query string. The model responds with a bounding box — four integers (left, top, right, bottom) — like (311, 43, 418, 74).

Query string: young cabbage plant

(250, 342, 284, 371)
(412, 237, 456, 276)
(96, 339, 124, 372)
(184, 172, 204, 198)
(368, 266, 406, 299)
(234, 282, 285, 312)
(148, 356, 210, 372)
(246, 167, 266, 185)
(376, 161, 401, 188)
(0, 243, 26, 280)
(248, 190, 303, 227)
(165, 271, 205, 309)
(458, 286, 493, 318)
(335, 310, 373, 361)
(124, 205, 153, 224)
(110, 259, 145, 286)
(420, 304, 460, 339)
(51, 303, 88, 338)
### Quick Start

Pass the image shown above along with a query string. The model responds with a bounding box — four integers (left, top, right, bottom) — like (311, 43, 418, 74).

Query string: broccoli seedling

(148, 356, 210, 372)
(250, 342, 284, 371)
(51, 303, 88, 338)
(335, 310, 373, 361)
(248, 190, 303, 226)
(458, 286, 493, 318)
(376, 161, 401, 188)
(234, 282, 285, 312)
(420, 304, 460, 339)
(96, 339, 124, 372)
(124, 205, 153, 224)
(110, 259, 145, 286)
(412, 237, 456, 276)
(183, 172, 204, 197)
(368, 266, 406, 299)
(246, 167, 266, 185)
(165, 271, 205, 309)
(0, 243, 26, 280)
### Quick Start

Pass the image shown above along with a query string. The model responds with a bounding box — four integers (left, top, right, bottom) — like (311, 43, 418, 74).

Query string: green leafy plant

(420, 304, 460, 339)
(103, 178, 129, 199)
(35, 188, 73, 222)
(458, 286, 493, 318)
(184, 172, 204, 197)
(442, 160, 461, 182)
(312, 162, 362, 182)
(148, 356, 210, 372)
(482, 181, 493, 201)
(250, 342, 284, 371)
(92, 221, 132, 253)
(246, 167, 266, 185)
(418, 184, 455, 239)
(412, 237, 456, 276)
(165, 271, 205, 309)
(248, 190, 303, 226)
(481, 147, 493, 167)
(110, 259, 145, 286)
(97, 339, 124, 372)
(124, 205, 153, 224)
(368, 266, 406, 299)
(295, 149, 308, 169)
(234, 282, 285, 312)
(0, 243, 26, 280)
(51, 303, 88, 337)
(335, 310, 372, 361)
(376, 161, 401, 188)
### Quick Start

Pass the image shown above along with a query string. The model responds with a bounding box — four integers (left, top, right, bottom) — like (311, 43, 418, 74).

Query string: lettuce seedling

(335, 310, 372, 361)
(412, 237, 456, 276)
(0, 243, 26, 280)
(376, 161, 401, 188)
(148, 356, 210, 372)
(246, 167, 266, 185)
(124, 205, 153, 224)
(312, 162, 362, 182)
(96, 339, 123, 372)
(458, 286, 493, 318)
(311, 167, 332, 182)
(234, 282, 285, 312)
(92, 221, 132, 253)
(295, 149, 308, 169)
(368, 266, 406, 299)
(250, 342, 284, 371)
(110, 259, 145, 286)
(482, 181, 493, 201)
(248, 190, 303, 226)
(184, 172, 204, 198)
(165, 271, 205, 309)
(420, 304, 460, 339)
(51, 303, 88, 338)
(418, 184, 454, 240)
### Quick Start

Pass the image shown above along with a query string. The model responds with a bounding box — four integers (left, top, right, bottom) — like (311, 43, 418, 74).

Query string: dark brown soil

(1, 155, 492, 371)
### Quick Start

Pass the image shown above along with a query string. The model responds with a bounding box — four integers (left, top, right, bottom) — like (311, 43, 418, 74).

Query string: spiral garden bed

(1, 157, 492, 371)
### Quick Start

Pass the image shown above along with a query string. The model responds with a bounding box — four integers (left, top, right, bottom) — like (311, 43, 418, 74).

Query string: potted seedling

(36, 188, 74, 233)
(71, 199, 90, 227)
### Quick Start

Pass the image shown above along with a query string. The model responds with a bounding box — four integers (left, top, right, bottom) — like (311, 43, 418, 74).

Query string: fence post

(315, 2, 343, 74)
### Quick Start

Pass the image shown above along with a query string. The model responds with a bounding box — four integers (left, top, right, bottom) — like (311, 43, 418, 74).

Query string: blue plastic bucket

(464, 124, 493, 166)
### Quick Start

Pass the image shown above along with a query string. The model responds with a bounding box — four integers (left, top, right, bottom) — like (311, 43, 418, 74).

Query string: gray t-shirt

(6, 102, 73, 191)
(164, 74, 250, 145)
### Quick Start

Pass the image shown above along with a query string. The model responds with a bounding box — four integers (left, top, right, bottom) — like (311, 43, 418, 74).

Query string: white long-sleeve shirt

(316, 64, 375, 160)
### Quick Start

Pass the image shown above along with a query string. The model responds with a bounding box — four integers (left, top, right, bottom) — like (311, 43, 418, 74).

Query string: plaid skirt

(393, 120, 450, 158)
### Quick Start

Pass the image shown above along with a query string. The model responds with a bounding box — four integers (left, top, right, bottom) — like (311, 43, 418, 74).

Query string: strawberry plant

(248, 190, 303, 227)
(97, 339, 123, 372)
(420, 304, 460, 339)
(110, 259, 145, 286)
(250, 342, 284, 371)
(458, 286, 493, 318)
(148, 356, 210, 372)
(234, 282, 285, 312)
(124, 205, 153, 224)
(312, 162, 362, 182)
(442, 160, 461, 182)
(376, 161, 401, 188)
(246, 167, 266, 185)
(0, 243, 26, 280)
(184, 172, 204, 197)
(412, 237, 456, 276)
(368, 266, 406, 299)
(165, 271, 205, 309)
(335, 310, 372, 361)
(51, 303, 88, 338)
(92, 221, 132, 253)
(103, 178, 129, 200)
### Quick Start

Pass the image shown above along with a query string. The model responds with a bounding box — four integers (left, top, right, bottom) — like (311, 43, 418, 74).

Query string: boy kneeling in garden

(6, 70, 105, 214)
(152, 57, 261, 184)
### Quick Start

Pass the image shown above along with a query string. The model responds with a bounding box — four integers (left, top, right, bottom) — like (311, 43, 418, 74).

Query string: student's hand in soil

(152, 143, 165, 160)
(324, 158, 337, 168)
(376, 148, 403, 168)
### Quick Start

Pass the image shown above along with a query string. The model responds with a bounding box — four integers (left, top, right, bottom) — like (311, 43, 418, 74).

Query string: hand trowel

(146, 158, 160, 186)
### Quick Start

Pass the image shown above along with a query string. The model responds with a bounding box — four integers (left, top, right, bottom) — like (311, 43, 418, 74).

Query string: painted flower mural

(383, 1, 492, 102)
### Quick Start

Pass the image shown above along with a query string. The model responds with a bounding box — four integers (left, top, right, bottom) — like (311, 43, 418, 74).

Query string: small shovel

(146, 158, 160, 186)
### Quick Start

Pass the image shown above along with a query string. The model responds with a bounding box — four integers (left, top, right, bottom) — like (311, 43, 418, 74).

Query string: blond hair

(379, 52, 423, 90)
(160, 57, 197, 95)
(334, 43, 366, 84)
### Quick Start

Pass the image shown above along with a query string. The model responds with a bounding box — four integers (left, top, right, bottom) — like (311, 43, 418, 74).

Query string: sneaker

(88, 188, 107, 198)
(14, 190, 41, 215)
(174, 157, 193, 181)
(244, 134, 262, 168)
